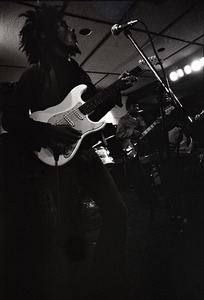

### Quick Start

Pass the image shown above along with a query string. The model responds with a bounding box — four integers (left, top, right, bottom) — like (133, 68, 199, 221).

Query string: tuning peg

(139, 55, 163, 66)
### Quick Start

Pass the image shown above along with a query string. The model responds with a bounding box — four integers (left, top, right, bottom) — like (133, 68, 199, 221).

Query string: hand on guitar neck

(194, 110, 204, 122)
(133, 129, 143, 139)
(119, 71, 137, 90)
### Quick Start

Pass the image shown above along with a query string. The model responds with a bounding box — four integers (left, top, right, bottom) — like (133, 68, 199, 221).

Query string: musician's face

(128, 104, 139, 117)
(55, 20, 81, 56)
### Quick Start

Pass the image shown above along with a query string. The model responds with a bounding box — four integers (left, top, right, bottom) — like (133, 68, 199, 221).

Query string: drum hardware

(139, 152, 161, 186)
(197, 153, 204, 164)
(150, 163, 161, 186)
(139, 152, 160, 164)
(92, 135, 115, 148)
(80, 195, 102, 230)
(94, 145, 115, 167)
(92, 135, 115, 168)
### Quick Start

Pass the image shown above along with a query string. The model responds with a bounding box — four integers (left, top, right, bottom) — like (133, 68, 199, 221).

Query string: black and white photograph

(0, 1, 204, 299)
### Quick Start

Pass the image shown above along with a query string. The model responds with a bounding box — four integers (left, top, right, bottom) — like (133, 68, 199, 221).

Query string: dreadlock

(19, 4, 64, 65)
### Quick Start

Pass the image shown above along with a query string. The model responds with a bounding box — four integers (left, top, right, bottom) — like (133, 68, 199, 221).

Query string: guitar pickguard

(30, 85, 105, 166)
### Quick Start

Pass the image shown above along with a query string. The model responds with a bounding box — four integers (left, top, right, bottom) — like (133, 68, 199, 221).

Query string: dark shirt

(116, 113, 146, 144)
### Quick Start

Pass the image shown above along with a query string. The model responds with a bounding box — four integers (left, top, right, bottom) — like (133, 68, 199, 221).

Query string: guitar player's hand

(47, 124, 82, 154)
(133, 129, 142, 138)
(119, 71, 137, 90)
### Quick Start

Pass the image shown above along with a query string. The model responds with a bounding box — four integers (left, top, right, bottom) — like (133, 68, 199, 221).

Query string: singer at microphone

(111, 20, 138, 35)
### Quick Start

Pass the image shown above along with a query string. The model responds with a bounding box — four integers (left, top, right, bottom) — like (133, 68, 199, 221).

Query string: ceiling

(0, 0, 203, 110)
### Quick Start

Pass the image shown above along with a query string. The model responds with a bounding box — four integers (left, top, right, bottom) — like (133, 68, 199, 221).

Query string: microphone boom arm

(123, 29, 193, 124)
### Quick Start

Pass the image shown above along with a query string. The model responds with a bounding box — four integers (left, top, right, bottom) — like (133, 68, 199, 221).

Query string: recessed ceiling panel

(65, 1, 134, 23)
(122, 0, 199, 32)
(81, 31, 148, 73)
(86, 72, 107, 86)
(65, 17, 112, 66)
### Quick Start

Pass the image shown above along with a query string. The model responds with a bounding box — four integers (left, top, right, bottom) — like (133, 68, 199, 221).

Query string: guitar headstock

(194, 110, 204, 121)
(156, 105, 175, 123)
(165, 105, 175, 115)
(138, 55, 163, 69)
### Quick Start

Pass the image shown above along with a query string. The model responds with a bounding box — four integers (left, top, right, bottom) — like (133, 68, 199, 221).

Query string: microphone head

(111, 20, 138, 36)
(111, 24, 119, 35)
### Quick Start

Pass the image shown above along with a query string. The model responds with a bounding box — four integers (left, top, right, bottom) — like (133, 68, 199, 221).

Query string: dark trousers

(46, 152, 128, 284)
(1, 138, 127, 299)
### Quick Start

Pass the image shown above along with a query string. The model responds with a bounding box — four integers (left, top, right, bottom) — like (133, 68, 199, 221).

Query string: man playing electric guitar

(2, 4, 136, 299)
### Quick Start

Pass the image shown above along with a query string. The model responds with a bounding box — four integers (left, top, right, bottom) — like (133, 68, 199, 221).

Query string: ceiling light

(79, 28, 92, 36)
(157, 47, 165, 52)
(191, 59, 202, 71)
(200, 57, 204, 66)
(169, 56, 203, 81)
(169, 71, 178, 81)
(177, 69, 184, 77)
(183, 65, 192, 74)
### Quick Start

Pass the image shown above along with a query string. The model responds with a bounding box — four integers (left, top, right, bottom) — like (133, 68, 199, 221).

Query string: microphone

(111, 20, 139, 36)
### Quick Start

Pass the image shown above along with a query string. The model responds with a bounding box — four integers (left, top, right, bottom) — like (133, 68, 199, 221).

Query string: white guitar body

(30, 84, 105, 166)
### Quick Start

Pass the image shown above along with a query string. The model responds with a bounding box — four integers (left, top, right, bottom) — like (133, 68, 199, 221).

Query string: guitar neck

(79, 65, 144, 115)
(140, 120, 159, 140)
(138, 105, 174, 142)
(131, 120, 159, 147)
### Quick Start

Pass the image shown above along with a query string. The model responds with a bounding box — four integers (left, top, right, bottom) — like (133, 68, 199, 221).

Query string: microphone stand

(123, 29, 193, 123)
(123, 28, 193, 219)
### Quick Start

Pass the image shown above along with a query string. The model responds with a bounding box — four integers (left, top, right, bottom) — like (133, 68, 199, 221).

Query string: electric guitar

(30, 65, 144, 166)
(122, 105, 175, 159)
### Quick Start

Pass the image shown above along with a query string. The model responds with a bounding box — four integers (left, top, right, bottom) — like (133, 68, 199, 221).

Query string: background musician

(116, 98, 149, 196)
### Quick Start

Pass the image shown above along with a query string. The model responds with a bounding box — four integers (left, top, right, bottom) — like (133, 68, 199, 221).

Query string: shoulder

(118, 114, 129, 123)
(70, 58, 92, 82)
(122, 113, 131, 120)
(15, 65, 46, 94)
(19, 65, 43, 82)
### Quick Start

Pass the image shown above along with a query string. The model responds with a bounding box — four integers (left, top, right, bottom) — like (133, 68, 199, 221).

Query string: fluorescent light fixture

(200, 57, 204, 66)
(177, 69, 184, 77)
(191, 59, 202, 71)
(169, 71, 178, 81)
(169, 56, 204, 81)
(183, 65, 192, 74)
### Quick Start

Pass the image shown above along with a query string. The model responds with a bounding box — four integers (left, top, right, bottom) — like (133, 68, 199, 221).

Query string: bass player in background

(116, 98, 149, 195)
(1, 4, 136, 300)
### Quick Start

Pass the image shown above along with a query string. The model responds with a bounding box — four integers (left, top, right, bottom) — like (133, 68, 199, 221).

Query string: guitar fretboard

(79, 65, 144, 115)
(79, 80, 126, 115)
(141, 121, 158, 138)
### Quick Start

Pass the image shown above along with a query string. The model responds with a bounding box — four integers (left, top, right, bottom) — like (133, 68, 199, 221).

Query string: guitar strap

(48, 66, 62, 222)
(54, 160, 61, 224)
(49, 66, 61, 104)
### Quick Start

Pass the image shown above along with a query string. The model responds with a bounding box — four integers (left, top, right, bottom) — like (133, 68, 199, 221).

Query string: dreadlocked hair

(19, 4, 63, 65)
